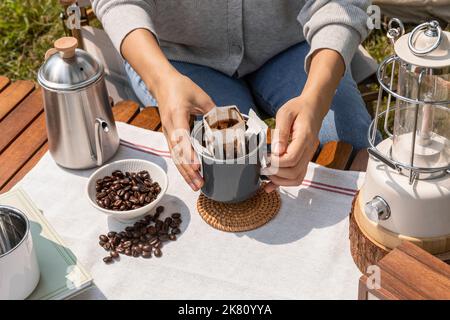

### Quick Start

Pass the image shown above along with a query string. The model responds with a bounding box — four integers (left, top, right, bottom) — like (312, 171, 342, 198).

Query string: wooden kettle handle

(54, 37, 78, 59)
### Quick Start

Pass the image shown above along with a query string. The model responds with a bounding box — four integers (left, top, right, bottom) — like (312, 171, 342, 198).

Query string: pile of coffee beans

(99, 206, 182, 263)
(95, 170, 161, 211)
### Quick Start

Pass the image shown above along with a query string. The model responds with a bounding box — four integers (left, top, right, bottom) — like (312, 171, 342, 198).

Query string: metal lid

(394, 21, 450, 68)
(37, 37, 103, 91)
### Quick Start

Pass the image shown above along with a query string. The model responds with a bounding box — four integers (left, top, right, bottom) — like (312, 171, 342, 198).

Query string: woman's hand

(264, 95, 321, 193)
(155, 72, 215, 191)
(264, 48, 346, 192)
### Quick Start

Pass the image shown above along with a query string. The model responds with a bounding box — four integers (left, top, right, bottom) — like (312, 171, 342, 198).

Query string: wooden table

(0, 76, 368, 193)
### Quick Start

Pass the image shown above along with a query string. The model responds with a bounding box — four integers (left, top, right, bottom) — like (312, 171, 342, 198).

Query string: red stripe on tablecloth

(303, 179, 358, 193)
(301, 181, 356, 197)
(120, 142, 171, 159)
(120, 139, 171, 155)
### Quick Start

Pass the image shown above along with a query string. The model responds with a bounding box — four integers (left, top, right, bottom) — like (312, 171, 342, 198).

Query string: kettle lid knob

(54, 37, 78, 59)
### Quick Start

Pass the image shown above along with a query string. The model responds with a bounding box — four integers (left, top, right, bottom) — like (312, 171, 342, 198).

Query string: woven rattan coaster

(197, 187, 281, 232)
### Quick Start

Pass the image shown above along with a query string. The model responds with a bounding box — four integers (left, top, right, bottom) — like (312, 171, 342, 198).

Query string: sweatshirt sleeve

(298, 0, 371, 73)
(91, 0, 157, 55)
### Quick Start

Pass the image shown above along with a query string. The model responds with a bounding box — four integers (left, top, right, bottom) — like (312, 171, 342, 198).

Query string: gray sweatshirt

(92, 0, 371, 76)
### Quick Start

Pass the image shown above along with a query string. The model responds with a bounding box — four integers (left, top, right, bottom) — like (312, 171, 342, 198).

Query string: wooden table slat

(130, 107, 161, 131)
(112, 100, 140, 123)
(0, 80, 35, 121)
(0, 113, 47, 190)
(0, 144, 48, 193)
(0, 89, 44, 153)
(349, 149, 369, 172)
(0, 76, 10, 92)
(314, 141, 353, 170)
(378, 243, 450, 299)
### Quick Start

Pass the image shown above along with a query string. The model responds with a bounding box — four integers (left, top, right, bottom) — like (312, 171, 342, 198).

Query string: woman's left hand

(264, 95, 322, 193)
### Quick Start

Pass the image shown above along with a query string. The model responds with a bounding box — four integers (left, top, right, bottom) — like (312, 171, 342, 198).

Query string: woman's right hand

(121, 28, 214, 191)
(154, 72, 215, 191)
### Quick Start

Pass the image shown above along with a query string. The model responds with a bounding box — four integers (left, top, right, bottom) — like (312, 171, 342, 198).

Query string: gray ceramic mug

(191, 117, 268, 203)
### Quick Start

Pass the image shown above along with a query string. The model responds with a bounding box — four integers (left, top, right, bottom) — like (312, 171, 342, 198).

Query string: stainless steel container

(37, 37, 119, 169)
(0, 205, 40, 299)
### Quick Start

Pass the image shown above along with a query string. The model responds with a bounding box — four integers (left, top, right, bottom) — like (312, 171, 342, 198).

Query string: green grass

(0, 0, 64, 81)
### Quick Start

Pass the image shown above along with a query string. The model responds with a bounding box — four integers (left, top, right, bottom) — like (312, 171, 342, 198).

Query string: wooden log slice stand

(349, 192, 450, 273)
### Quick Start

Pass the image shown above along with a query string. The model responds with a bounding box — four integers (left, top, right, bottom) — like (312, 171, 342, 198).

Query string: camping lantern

(356, 19, 450, 258)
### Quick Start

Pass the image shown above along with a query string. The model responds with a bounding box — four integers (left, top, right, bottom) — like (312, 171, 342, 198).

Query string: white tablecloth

(17, 122, 365, 299)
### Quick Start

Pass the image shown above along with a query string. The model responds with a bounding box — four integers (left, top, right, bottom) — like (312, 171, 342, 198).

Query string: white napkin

(16, 122, 365, 300)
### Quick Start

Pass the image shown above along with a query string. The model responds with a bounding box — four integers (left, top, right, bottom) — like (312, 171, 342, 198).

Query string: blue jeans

(125, 42, 372, 150)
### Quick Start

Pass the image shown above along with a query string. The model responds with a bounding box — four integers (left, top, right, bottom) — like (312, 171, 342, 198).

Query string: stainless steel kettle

(37, 37, 119, 169)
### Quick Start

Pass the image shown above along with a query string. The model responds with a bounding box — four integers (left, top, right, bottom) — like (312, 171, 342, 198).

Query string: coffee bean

(110, 251, 119, 259)
(142, 244, 152, 252)
(132, 231, 140, 238)
(172, 228, 181, 235)
(156, 206, 164, 214)
(153, 240, 162, 249)
(147, 226, 157, 235)
(159, 234, 169, 241)
(149, 237, 159, 246)
(170, 221, 179, 228)
(99, 240, 106, 247)
(103, 256, 113, 264)
(99, 235, 108, 242)
(116, 247, 125, 253)
(103, 198, 111, 207)
(171, 213, 181, 219)
(96, 192, 107, 199)
(142, 251, 151, 258)
(125, 249, 132, 256)
(107, 231, 116, 238)
(154, 248, 162, 257)
(144, 233, 152, 240)
(112, 237, 121, 246)
(129, 196, 139, 204)
(169, 234, 177, 241)
(132, 250, 140, 257)
(155, 220, 163, 231)
(125, 226, 134, 232)
(123, 241, 132, 248)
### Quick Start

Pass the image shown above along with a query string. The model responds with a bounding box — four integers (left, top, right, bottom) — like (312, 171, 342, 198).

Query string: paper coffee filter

(203, 106, 246, 159)
(195, 106, 269, 165)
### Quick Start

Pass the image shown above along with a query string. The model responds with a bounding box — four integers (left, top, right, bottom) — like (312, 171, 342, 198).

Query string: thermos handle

(94, 118, 109, 166)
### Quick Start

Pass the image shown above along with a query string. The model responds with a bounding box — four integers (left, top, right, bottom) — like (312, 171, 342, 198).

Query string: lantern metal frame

(367, 25, 450, 184)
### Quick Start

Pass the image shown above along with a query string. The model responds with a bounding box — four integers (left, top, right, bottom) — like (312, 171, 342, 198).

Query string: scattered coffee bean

(103, 256, 113, 264)
(154, 248, 162, 257)
(110, 251, 119, 259)
(97, 206, 183, 263)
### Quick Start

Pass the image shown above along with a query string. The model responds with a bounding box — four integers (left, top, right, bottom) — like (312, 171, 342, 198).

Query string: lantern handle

(408, 21, 442, 56)
(387, 18, 405, 46)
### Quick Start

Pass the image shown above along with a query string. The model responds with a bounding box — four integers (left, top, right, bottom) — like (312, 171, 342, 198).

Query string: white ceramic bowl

(86, 159, 168, 222)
